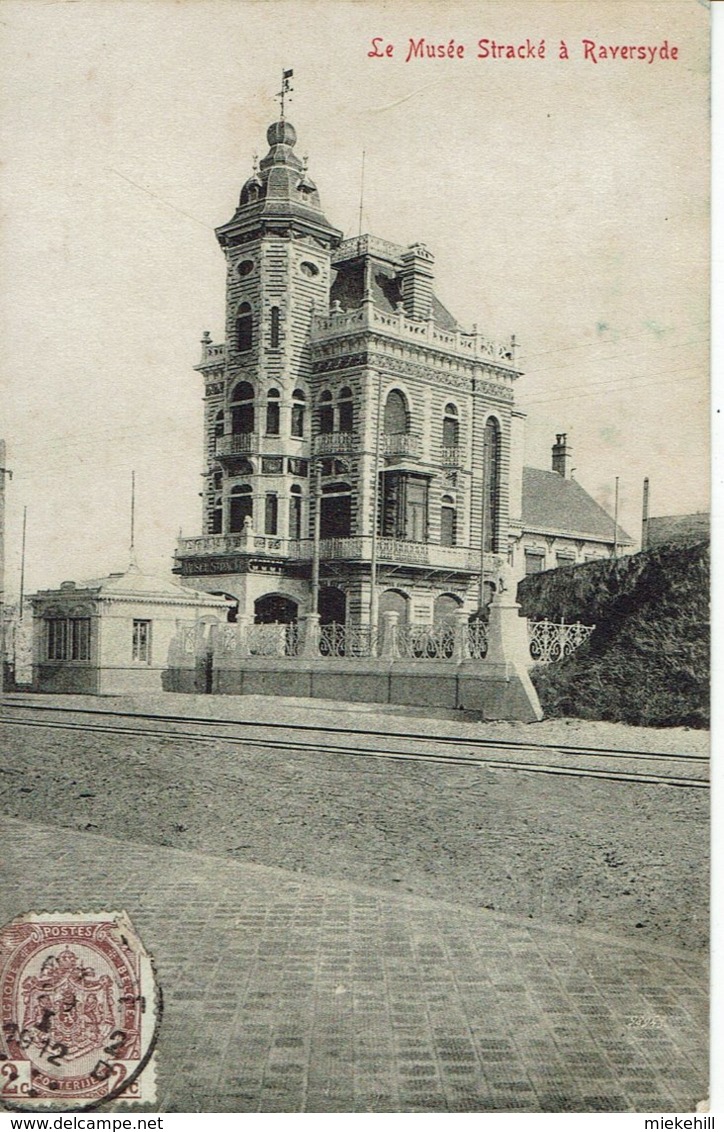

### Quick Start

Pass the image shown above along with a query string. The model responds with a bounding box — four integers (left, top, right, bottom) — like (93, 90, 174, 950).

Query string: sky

(0, 0, 711, 597)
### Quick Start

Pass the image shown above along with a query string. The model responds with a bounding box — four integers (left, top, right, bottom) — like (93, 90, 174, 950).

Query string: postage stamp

(0, 911, 159, 1110)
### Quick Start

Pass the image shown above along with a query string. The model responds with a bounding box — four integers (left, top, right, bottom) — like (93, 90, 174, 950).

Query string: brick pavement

(0, 817, 708, 1113)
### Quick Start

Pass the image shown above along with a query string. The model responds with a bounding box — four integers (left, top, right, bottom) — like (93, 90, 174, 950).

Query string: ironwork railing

(318, 623, 379, 658)
(395, 622, 456, 660)
(528, 620, 595, 665)
(246, 622, 299, 657)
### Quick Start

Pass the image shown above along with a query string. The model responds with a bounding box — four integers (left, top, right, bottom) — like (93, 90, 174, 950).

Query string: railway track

(0, 701, 709, 789)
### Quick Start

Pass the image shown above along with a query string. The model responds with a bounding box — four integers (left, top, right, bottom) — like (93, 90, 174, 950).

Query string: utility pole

(0, 441, 13, 691)
(19, 506, 27, 616)
(641, 477, 650, 551)
(613, 476, 620, 559)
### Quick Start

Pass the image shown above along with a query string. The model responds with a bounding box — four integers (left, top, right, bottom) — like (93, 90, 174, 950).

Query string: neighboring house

(30, 563, 229, 695)
(643, 511, 709, 550)
(509, 434, 633, 581)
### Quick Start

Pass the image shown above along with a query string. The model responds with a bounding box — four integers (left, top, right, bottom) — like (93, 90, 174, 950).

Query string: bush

(517, 541, 710, 728)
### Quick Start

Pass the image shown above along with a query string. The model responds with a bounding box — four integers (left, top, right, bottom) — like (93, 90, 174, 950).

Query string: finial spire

(276, 68, 294, 119)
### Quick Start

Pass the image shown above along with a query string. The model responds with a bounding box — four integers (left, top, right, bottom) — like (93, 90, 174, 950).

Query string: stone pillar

(380, 610, 400, 659)
(236, 614, 251, 658)
(300, 612, 321, 657)
(485, 594, 531, 667)
(452, 609, 470, 662)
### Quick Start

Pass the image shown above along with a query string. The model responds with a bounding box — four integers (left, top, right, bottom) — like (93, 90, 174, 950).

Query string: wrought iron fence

(318, 623, 379, 658)
(466, 621, 489, 660)
(246, 622, 299, 657)
(528, 619, 595, 665)
(395, 622, 457, 660)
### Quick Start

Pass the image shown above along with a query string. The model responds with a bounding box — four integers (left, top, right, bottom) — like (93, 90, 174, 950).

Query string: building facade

(174, 114, 624, 628)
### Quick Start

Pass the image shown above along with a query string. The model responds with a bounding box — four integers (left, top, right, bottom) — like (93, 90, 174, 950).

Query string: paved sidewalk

(0, 818, 708, 1113)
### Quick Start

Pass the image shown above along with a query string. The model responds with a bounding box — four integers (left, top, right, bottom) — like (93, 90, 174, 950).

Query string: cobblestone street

(0, 817, 708, 1113)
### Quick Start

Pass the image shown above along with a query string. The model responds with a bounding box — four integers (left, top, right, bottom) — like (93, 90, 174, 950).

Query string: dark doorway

(319, 586, 346, 625)
(254, 594, 298, 624)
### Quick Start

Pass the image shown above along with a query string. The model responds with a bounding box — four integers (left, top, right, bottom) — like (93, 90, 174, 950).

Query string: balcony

(309, 304, 518, 369)
(383, 433, 422, 459)
(441, 446, 463, 467)
(215, 433, 254, 459)
(177, 533, 288, 558)
(313, 432, 361, 456)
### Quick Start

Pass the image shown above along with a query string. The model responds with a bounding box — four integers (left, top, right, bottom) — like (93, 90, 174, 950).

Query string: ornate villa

(173, 109, 630, 632)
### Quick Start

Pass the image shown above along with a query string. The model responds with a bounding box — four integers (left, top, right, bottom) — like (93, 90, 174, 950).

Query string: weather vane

(276, 68, 294, 119)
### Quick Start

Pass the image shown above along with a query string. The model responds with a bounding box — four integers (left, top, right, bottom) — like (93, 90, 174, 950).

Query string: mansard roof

(522, 466, 633, 545)
(330, 256, 459, 331)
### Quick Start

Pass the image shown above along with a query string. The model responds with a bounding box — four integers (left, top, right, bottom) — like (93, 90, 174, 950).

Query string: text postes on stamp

(0, 911, 159, 1110)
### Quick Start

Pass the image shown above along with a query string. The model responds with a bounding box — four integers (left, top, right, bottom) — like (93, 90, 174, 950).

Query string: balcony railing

(313, 432, 361, 455)
(215, 433, 254, 457)
(177, 533, 288, 558)
(441, 446, 463, 466)
(310, 304, 517, 368)
(383, 433, 422, 459)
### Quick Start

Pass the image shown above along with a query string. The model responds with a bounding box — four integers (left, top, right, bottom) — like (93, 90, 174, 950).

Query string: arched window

(320, 481, 352, 539)
(210, 495, 223, 534)
(291, 389, 306, 438)
(236, 302, 253, 352)
(270, 306, 280, 349)
(289, 485, 303, 540)
(265, 388, 280, 436)
(338, 386, 354, 433)
(229, 483, 253, 533)
(483, 417, 501, 553)
(440, 494, 457, 547)
(318, 390, 334, 434)
(214, 409, 224, 438)
(442, 403, 459, 448)
(230, 382, 254, 435)
(265, 492, 278, 535)
(384, 389, 409, 435)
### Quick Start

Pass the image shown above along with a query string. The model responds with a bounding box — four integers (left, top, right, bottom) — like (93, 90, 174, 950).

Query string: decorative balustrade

(215, 433, 254, 457)
(441, 446, 463, 466)
(176, 533, 289, 557)
(383, 433, 422, 458)
(174, 616, 592, 666)
(309, 305, 517, 367)
(528, 620, 595, 665)
(313, 432, 361, 455)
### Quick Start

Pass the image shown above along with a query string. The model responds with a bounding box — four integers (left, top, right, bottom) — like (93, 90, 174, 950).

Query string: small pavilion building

(30, 562, 230, 695)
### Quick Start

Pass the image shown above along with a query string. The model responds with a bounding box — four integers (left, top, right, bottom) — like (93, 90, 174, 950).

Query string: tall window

(525, 550, 545, 575)
(440, 495, 457, 546)
(236, 302, 253, 352)
(442, 403, 459, 448)
(320, 482, 352, 539)
(265, 493, 278, 535)
(214, 410, 224, 438)
(229, 484, 253, 532)
(46, 617, 91, 661)
(265, 388, 280, 435)
(291, 389, 306, 438)
(380, 472, 428, 542)
(483, 417, 501, 553)
(384, 389, 409, 435)
(132, 619, 152, 663)
(289, 485, 303, 539)
(210, 495, 223, 534)
(230, 382, 254, 434)
(270, 306, 280, 349)
(338, 387, 354, 433)
(318, 390, 334, 434)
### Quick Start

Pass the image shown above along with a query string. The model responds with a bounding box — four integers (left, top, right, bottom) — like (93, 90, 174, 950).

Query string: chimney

(552, 433, 572, 478)
(400, 243, 435, 320)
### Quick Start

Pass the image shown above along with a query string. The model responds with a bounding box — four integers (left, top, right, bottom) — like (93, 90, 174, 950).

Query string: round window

(300, 261, 319, 278)
(236, 259, 255, 278)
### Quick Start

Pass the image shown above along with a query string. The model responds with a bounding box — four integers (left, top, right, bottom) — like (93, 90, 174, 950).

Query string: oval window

(236, 259, 255, 278)
(300, 261, 319, 278)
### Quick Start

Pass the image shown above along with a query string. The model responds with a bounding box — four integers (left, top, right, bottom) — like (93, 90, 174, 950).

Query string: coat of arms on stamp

(0, 912, 160, 1110)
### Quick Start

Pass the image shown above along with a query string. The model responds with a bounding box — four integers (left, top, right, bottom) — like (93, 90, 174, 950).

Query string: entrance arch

(378, 588, 409, 625)
(254, 594, 298, 624)
(434, 593, 462, 624)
